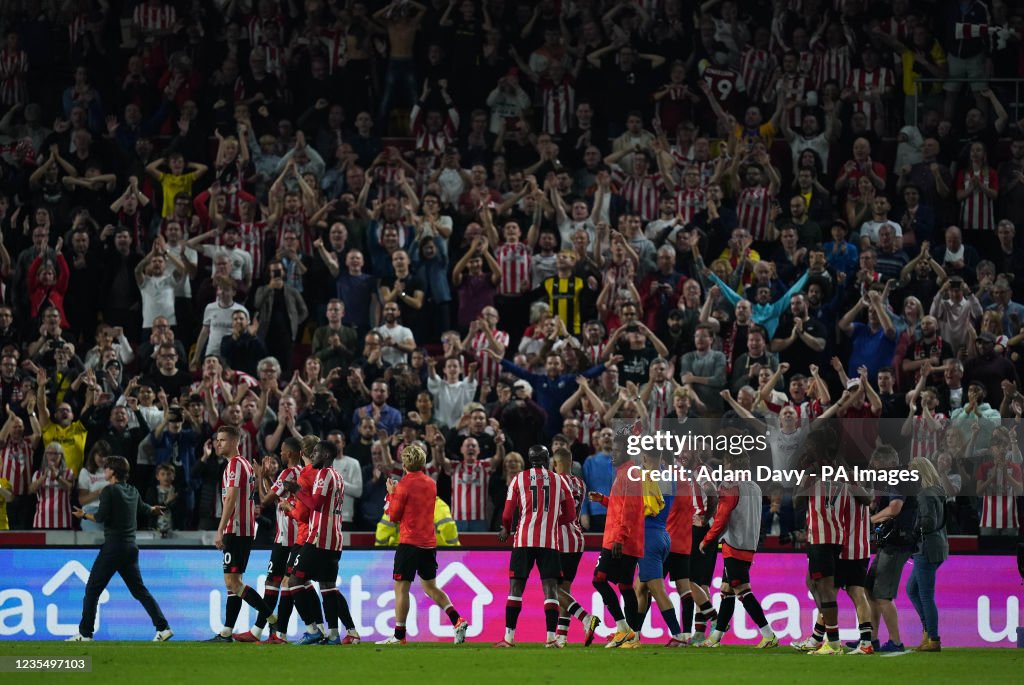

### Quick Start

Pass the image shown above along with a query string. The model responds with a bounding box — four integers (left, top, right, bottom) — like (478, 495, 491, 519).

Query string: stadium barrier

(0, 530, 996, 552)
(0, 548, 1018, 645)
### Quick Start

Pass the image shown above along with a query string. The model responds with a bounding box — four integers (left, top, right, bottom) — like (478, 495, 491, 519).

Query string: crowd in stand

(0, 0, 1021, 540)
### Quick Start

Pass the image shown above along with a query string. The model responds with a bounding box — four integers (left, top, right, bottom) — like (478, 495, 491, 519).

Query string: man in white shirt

(192, 276, 248, 367)
(426, 356, 479, 428)
(375, 302, 415, 367)
(326, 431, 363, 525)
(163, 220, 198, 329)
(858, 195, 903, 248)
(135, 235, 186, 331)
(187, 225, 254, 292)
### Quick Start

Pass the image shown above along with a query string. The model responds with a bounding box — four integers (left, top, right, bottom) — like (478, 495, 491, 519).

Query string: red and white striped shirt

(0, 438, 33, 496)
(578, 410, 602, 447)
(910, 413, 948, 462)
(736, 185, 774, 240)
(957, 167, 999, 231)
(505, 467, 568, 550)
(583, 343, 604, 366)
(815, 45, 852, 90)
(233, 221, 269, 277)
(68, 15, 89, 49)
(469, 329, 510, 386)
(774, 73, 812, 129)
(271, 465, 302, 546)
(132, 3, 177, 37)
(221, 455, 257, 537)
(277, 209, 312, 254)
(450, 459, 493, 521)
(263, 45, 285, 80)
(495, 242, 532, 296)
(796, 50, 818, 80)
(308, 466, 345, 551)
(838, 489, 871, 560)
(687, 462, 712, 519)
(0, 48, 28, 106)
(978, 462, 1022, 529)
(319, 29, 347, 74)
(673, 186, 707, 225)
(765, 398, 823, 422)
(740, 48, 777, 104)
(32, 468, 73, 529)
(411, 104, 459, 156)
(846, 67, 894, 123)
(613, 169, 664, 221)
(805, 478, 844, 545)
(540, 78, 575, 135)
(644, 380, 673, 426)
(876, 16, 910, 42)
(558, 473, 586, 553)
(247, 14, 285, 46)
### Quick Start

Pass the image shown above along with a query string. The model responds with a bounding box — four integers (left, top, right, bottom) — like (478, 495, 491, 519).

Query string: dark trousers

(8, 494, 34, 529)
(80, 541, 168, 637)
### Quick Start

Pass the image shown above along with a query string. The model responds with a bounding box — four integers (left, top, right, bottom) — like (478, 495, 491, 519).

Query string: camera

(313, 393, 331, 412)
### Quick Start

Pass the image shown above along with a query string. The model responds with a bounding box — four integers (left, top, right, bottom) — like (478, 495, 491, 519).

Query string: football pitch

(1, 642, 1021, 684)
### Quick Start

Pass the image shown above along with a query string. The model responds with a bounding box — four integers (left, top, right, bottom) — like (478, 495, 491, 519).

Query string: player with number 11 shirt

(497, 446, 576, 648)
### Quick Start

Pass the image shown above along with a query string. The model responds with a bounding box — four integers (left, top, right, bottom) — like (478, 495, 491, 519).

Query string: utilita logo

(0, 561, 110, 636)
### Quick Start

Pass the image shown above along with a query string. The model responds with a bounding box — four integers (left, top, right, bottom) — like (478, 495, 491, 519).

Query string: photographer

(865, 445, 918, 653)
(148, 404, 201, 526)
(253, 260, 308, 375)
(906, 457, 949, 653)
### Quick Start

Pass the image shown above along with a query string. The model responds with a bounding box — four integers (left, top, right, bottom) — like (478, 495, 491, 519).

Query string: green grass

(0, 642, 1020, 684)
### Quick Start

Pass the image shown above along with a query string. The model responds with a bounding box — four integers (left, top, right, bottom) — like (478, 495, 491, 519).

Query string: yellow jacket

(376, 497, 460, 547)
(641, 472, 666, 518)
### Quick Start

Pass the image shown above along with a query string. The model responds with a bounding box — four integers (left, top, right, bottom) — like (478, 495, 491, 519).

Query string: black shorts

(509, 547, 562, 580)
(222, 534, 253, 574)
(285, 544, 302, 576)
(722, 557, 751, 587)
(594, 548, 640, 585)
(293, 543, 341, 583)
(559, 552, 583, 583)
(268, 543, 291, 577)
(689, 525, 717, 585)
(664, 552, 691, 582)
(807, 544, 841, 580)
(393, 544, 438, 582)
(835, 558, 868, 589)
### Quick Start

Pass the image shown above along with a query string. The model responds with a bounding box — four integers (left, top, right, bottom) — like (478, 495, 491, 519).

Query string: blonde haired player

(378, 444, 470, 645)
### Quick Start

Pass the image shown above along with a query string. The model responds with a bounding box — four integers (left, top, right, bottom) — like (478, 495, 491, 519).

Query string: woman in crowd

(906, 457, 949, 653)
(76, 441, 111, 533)
(29, 443, 74, 529)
